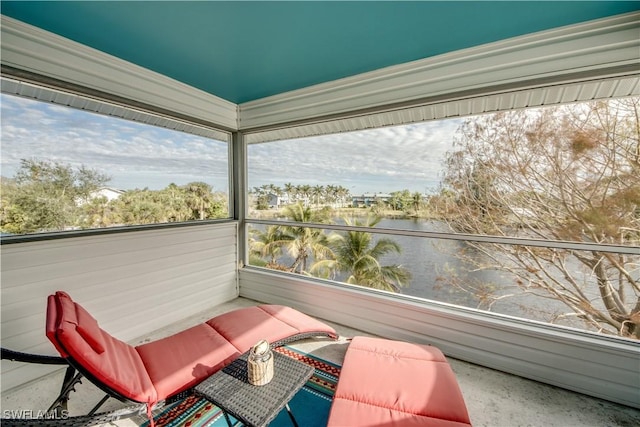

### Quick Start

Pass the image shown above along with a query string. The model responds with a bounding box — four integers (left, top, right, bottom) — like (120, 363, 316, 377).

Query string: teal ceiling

(2, 1, 638, 104)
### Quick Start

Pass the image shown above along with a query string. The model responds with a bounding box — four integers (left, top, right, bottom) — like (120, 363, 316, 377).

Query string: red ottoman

(328, 336, 472, 426)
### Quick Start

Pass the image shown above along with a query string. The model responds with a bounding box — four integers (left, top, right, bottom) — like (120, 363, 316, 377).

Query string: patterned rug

(142, 346, 341, 427)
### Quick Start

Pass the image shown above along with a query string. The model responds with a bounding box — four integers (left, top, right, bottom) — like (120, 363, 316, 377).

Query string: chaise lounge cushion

(328, 336, 471, 427)
(46, 291, 337, 405)
(46, 292, 157, 405)
(207, 304, 335, 351)
(136, 323, 240, 399)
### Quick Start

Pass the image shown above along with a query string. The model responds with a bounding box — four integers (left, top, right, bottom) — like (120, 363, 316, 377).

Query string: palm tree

(298, 185, 311, 206)
(311, 185, 324, 207)
(284, 182, 295, 204)
(279, 202, 335, 274)
(185, 182, 214, 220)
(412, 191, 423, 215)
(251, 185, 270, 210)
(314, 215, 410, 292)
(336, 185, 351, 207)
(163, 183, 191, 222)
(325, 184, 337, 207)
(249, 225, 289, 268)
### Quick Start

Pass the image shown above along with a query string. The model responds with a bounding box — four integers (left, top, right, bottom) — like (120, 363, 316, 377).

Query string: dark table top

(195, 351, 314, 427)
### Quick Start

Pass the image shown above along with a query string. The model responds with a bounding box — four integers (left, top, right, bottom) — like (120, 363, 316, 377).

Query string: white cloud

(1, 94, 228, 190)
(248, 118, 462, 193)
(2, 93, 464, 194)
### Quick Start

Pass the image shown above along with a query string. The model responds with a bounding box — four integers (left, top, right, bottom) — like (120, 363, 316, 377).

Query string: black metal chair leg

(46, 368, 83, 414)
(88, 394, 111, 416)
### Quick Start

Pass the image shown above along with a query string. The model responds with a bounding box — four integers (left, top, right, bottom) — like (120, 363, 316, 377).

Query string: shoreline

(249, 206, 439, 221)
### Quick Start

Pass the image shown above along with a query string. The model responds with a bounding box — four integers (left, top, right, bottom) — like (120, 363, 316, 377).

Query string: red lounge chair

(2, 291, 337, 426)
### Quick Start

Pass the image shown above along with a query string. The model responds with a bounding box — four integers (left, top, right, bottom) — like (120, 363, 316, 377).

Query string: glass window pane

(249, 222, 639, 339)
(247, 97, 639, 340)
(1, 93, 230, 235)
(247, 99, 639, 247)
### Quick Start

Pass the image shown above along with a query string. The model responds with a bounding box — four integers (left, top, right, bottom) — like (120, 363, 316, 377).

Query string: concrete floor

(2, 297, 639, 427)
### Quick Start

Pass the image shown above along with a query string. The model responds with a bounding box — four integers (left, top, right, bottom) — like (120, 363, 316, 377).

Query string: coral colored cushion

(207, 304, 337, 351)
(328, 336, 472, 427)
(259, 304, 338, 339)
(75, 304, 107, 354)
(136, 323, 240, 400)
(47, 292, 157, 404)
(46, 294, 68, 357)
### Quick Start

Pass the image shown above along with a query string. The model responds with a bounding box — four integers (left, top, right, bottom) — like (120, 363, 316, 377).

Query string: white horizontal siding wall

(1, 222, 238, 392)
(239, 268, 640, 409)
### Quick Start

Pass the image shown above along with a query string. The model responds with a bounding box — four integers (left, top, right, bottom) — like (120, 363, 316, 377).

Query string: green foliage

(317, 214, 411, 292)
(388, 190, 412, 211)
(250, 183, 352, 209)
(95, 183, 227, 228)
(249, 205, 409, 292)
(250, 225, 287, 265)
(1, 159, 227, 234)
(278, 203, 336, 273)
(1, 159, 109, 233)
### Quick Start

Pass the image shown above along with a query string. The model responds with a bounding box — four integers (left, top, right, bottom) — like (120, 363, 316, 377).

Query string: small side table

(195, 351, 314, 427)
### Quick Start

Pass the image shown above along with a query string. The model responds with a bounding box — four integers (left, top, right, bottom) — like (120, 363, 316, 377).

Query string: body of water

(374, 218, 573, 324)
(253, 217, 597, 330)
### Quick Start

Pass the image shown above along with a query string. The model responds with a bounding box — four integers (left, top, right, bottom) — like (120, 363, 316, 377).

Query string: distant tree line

(0, 159, 227, 234)
(250, 183, 352, 209)
(386, 190, 424, 215)
(250, 183, 430, 216)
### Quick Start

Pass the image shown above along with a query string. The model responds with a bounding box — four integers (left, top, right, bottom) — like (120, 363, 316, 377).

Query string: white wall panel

(239, 267, 640, 409)
(1, 222, 238, 392)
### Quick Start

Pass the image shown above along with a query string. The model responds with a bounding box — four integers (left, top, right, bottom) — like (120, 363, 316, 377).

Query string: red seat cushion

(328, 336, 472, 427)
(259, 304, 338, 338)
(207, 304, 337, 351)
(136, 323, 240, 400)
(75, 304, 107, 354)
(47, 291, 157, 404)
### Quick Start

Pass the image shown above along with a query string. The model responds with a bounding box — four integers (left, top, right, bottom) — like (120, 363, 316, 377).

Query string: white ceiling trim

(0, 15, 238, 131)
(239, 11, 640, 131)
(1, 77, 232, 143)
(244, 75, 640, 144)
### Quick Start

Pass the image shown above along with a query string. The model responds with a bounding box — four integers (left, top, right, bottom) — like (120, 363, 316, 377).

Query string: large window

(246, 98, 639, 340)
(0, 91, 231, 235)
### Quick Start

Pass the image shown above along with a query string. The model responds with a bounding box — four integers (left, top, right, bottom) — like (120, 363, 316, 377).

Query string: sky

(247, 119, 460, 195)
(1, 93, 462, 194)
(1, 94, 230, 191)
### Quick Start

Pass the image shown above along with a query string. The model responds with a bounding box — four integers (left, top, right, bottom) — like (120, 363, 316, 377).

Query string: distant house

(77, 187, 125, 205)
(91, 187, 125, 202)
(267, 193, 289, 209)
(352, 193, 392, 207)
